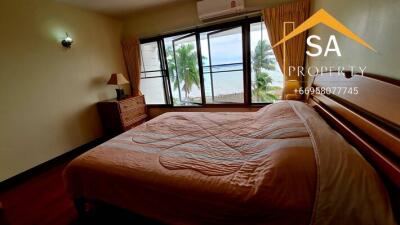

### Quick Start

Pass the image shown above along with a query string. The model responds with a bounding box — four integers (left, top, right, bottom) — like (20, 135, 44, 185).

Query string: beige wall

(307, 0, 400, 80)
(0, 0, 127, 181)
(122, 0, 294, 39)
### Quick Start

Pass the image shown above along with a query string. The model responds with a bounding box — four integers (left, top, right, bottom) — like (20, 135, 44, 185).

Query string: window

(250, 22, 283, 103)
(200, 27, 244, 103)
(140, 41, 167, 104)
(164, 34, 202, 106)
(139, 17, 283, 106)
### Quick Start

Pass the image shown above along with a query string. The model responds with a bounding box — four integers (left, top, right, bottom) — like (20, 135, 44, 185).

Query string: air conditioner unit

(197, 0, 245, 22)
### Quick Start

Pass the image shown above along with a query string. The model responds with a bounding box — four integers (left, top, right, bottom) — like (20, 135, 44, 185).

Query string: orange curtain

(263, 0, 310, 100)
(121, 38, 142, 96)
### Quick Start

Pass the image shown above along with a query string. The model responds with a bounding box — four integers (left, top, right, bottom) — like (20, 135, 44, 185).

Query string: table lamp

(107, 73, 130, 100)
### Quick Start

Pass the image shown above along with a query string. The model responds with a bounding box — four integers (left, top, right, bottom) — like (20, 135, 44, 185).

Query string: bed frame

(307, 71, 400, 222)
(73, 71, 399, 223)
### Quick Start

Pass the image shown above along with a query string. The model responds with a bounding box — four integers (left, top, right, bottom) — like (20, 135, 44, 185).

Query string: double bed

(64, 72, 399, 225)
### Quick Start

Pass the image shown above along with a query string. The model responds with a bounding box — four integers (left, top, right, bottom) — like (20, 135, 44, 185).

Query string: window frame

(140, 16, 278, 107)
(204, 25, 245, 104)
(139, 40, 170, 105)
(171, 32, 203, 106)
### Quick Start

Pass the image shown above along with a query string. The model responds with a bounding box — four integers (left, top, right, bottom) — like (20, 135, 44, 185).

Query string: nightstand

(97, 95, 147, 136)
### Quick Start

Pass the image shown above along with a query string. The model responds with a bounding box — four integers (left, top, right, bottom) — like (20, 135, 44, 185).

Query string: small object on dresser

(97, 95, 147, 137)
(107, 73, 130, 100)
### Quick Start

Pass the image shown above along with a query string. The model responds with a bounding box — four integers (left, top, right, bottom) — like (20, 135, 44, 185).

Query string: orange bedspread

(64, 101, 395, 225)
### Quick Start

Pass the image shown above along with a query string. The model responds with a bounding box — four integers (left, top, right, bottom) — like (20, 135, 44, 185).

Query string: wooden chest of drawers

(97, 95, 147, 136)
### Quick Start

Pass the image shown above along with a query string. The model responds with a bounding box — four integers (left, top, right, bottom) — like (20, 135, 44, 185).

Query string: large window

(139, 17, 283, 106)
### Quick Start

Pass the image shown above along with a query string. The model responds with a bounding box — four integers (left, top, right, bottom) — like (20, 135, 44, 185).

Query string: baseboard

(0, 136, 109, 192)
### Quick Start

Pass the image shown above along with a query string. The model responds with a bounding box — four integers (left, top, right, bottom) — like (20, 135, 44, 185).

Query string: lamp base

(115, 88, 125, 100)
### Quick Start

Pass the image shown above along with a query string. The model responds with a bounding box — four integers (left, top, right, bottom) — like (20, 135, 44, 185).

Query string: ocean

(170, 67, 284, 101)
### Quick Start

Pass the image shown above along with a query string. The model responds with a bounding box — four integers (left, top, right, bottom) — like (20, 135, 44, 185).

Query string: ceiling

(57, 0, 187, 17)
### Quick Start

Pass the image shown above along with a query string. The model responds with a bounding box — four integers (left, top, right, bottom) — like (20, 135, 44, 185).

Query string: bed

(64, 72, 399, 225)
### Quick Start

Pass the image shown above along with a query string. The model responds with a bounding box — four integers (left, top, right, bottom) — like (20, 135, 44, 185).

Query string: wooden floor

(0, 160, 163, 225)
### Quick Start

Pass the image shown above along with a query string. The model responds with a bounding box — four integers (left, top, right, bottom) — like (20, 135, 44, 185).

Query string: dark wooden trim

(163, 39, 174, 105)
(311, 70, 400, 86)
(313, 94, 400, 159)
(195, 32, 206, 105)
(325, 94, 399, 135)
(243, 22, 251, 105)
(309, 71, 400, 223)
(358, 72, 400, 86)
(206, 30, 216, 102)
(157, 39, 171, 105)
(312, 99, 400, 223)
(0, 136, 108, 192)
(313, 102, 400, 185)
(312, 72, 399, 126)
(147, 103, 268, 109)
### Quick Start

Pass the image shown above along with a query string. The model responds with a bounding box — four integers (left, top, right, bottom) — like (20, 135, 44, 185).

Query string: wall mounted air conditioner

(197, 0, 245, 22)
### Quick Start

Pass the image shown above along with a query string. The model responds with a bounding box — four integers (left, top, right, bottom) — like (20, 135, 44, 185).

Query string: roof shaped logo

(273, 9, 376, 52)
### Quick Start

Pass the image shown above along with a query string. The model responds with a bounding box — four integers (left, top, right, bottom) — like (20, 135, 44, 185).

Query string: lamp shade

(107, 73, 129, 85)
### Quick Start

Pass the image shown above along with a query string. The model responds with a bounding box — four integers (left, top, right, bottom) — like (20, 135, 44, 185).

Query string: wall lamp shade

(107, 73, 130, 100)
(61, 33, 73, 48)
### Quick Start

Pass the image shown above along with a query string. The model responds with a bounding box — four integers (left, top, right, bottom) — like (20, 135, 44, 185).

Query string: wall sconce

(61, 33, 73, 48)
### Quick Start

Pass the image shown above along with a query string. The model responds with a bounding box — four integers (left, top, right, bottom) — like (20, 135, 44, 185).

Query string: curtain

(263, 0, 310, 100)
(121, 38, 142, 96)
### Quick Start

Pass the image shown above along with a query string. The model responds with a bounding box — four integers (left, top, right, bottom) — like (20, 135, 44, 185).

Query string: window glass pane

(140, 77, 166, 104)
(200, 31, 212, 67)
(200, 32, 212, 99)
(140, 41, 167, 105)
(140, 42, 161, 72)
(201, 27, 244, 103)
(207, 71, 244, 103)
(164, 34, 202, 106)
(164, 35, 184, 106)
(209, 27, 243, 65)
(250, 22, 283, 103)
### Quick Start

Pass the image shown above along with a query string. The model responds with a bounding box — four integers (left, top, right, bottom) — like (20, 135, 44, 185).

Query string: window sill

(146, 103, 272, 109)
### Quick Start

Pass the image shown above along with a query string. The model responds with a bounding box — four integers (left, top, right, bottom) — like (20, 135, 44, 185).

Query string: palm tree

(165, 46, 176, 82)
(166, 44, 200, 101)
(254, 72, 278, 102)
(251, 40, 277, 102)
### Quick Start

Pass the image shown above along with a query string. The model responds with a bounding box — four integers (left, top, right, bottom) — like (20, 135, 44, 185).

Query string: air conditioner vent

(197, 0, 245, 22)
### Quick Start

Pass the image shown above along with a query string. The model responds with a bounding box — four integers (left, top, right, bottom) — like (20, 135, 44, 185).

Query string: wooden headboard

(307, 71, 400, 221)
